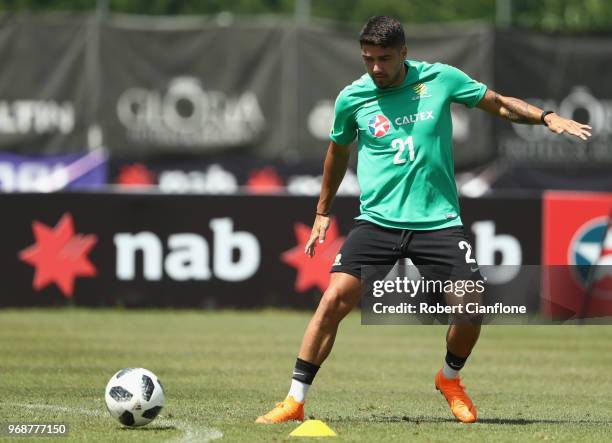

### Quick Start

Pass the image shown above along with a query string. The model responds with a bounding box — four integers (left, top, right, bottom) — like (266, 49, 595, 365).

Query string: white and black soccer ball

(104, 368, 165, 427)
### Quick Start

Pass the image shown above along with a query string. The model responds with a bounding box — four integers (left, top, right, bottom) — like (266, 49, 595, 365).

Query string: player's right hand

(305, 214, 331, 257)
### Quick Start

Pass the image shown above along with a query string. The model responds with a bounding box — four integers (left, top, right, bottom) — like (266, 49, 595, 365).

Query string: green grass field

(1, 309, 611, 442)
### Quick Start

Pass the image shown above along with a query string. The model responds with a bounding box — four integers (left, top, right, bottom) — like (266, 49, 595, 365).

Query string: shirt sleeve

(329, 90, 358, 145)
(442, 64, 487, 108)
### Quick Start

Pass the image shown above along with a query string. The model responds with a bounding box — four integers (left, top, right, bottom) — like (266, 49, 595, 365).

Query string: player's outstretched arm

(476, 89, 592, 141)
(305, 141, 351, 257)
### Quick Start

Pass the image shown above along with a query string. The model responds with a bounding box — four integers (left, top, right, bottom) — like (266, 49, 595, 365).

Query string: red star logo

(19, 213, 98, 298)
(368, 114, 391, 137)
(281, 218, 346, 292)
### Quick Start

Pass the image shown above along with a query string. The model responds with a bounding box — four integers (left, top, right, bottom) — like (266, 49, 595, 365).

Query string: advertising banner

(97, 20, 493, 166)
(98, 19, 284, 157)
(542, 191, 612, 318)
(0, 16, 611, 175)
(0, 150, 107, 192)
(1, 193, 542, 308)
(110, 156, 360, 196)
(0, 16, 494, 167)
(495, 31, 612, 166)
(0, 15, 90, 153)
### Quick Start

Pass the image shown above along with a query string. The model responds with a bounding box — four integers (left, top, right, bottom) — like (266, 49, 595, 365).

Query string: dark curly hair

(359, 16, 406, 49)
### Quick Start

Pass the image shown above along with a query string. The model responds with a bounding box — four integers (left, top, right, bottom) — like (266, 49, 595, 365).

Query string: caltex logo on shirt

(368, 114, 390, 137)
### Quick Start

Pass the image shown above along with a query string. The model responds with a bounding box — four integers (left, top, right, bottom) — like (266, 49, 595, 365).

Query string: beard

(372, 66, 404, 89)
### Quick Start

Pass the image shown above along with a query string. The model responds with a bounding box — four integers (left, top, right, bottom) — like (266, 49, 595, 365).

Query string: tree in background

(512, 0, 612, 32)
(311, 0, 494, 25)
(0, 0, 610, 32)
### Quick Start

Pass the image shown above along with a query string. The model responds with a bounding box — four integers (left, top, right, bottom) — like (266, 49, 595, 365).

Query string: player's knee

(452, 312, 484, 326)
(319, 289, 343, 317)
(318, 288, 352, 323)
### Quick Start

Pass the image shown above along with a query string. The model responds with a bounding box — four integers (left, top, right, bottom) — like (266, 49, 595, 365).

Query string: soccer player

(256, 16, 591, 424)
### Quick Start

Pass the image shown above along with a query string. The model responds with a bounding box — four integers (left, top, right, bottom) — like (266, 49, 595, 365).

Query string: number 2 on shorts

(458, 240, 476, 263)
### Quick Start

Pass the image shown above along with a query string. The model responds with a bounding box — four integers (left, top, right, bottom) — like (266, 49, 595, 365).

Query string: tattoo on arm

(494, 93, 536, 124)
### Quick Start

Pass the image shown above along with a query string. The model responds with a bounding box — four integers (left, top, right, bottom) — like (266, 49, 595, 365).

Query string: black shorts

(331, 219, 481, 281)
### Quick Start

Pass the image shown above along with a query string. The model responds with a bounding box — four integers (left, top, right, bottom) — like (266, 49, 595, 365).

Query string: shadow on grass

(119, 425, 177, 431)
(325, 415, 612, 426)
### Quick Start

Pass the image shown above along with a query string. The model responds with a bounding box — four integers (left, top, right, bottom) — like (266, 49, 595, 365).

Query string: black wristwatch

(540, 110, 555, 127)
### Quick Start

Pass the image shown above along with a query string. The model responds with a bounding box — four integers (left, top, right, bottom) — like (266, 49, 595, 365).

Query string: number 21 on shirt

(391, 136, 415, 164)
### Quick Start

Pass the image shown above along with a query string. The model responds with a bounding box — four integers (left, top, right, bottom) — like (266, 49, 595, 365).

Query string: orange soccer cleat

(434, 369, 477, 423)
(255, 396, 305, 424)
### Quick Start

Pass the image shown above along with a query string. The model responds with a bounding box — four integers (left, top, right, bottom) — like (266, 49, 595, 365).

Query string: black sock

(445, 350, 468, 371)
(292, 358, 320, 385)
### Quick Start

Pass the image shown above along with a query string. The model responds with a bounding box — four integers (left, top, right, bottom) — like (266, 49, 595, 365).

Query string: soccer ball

(104, 368, 165, 427)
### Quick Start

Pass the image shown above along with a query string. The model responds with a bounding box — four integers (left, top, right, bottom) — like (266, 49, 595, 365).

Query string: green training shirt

(330, 59, 487, 230)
